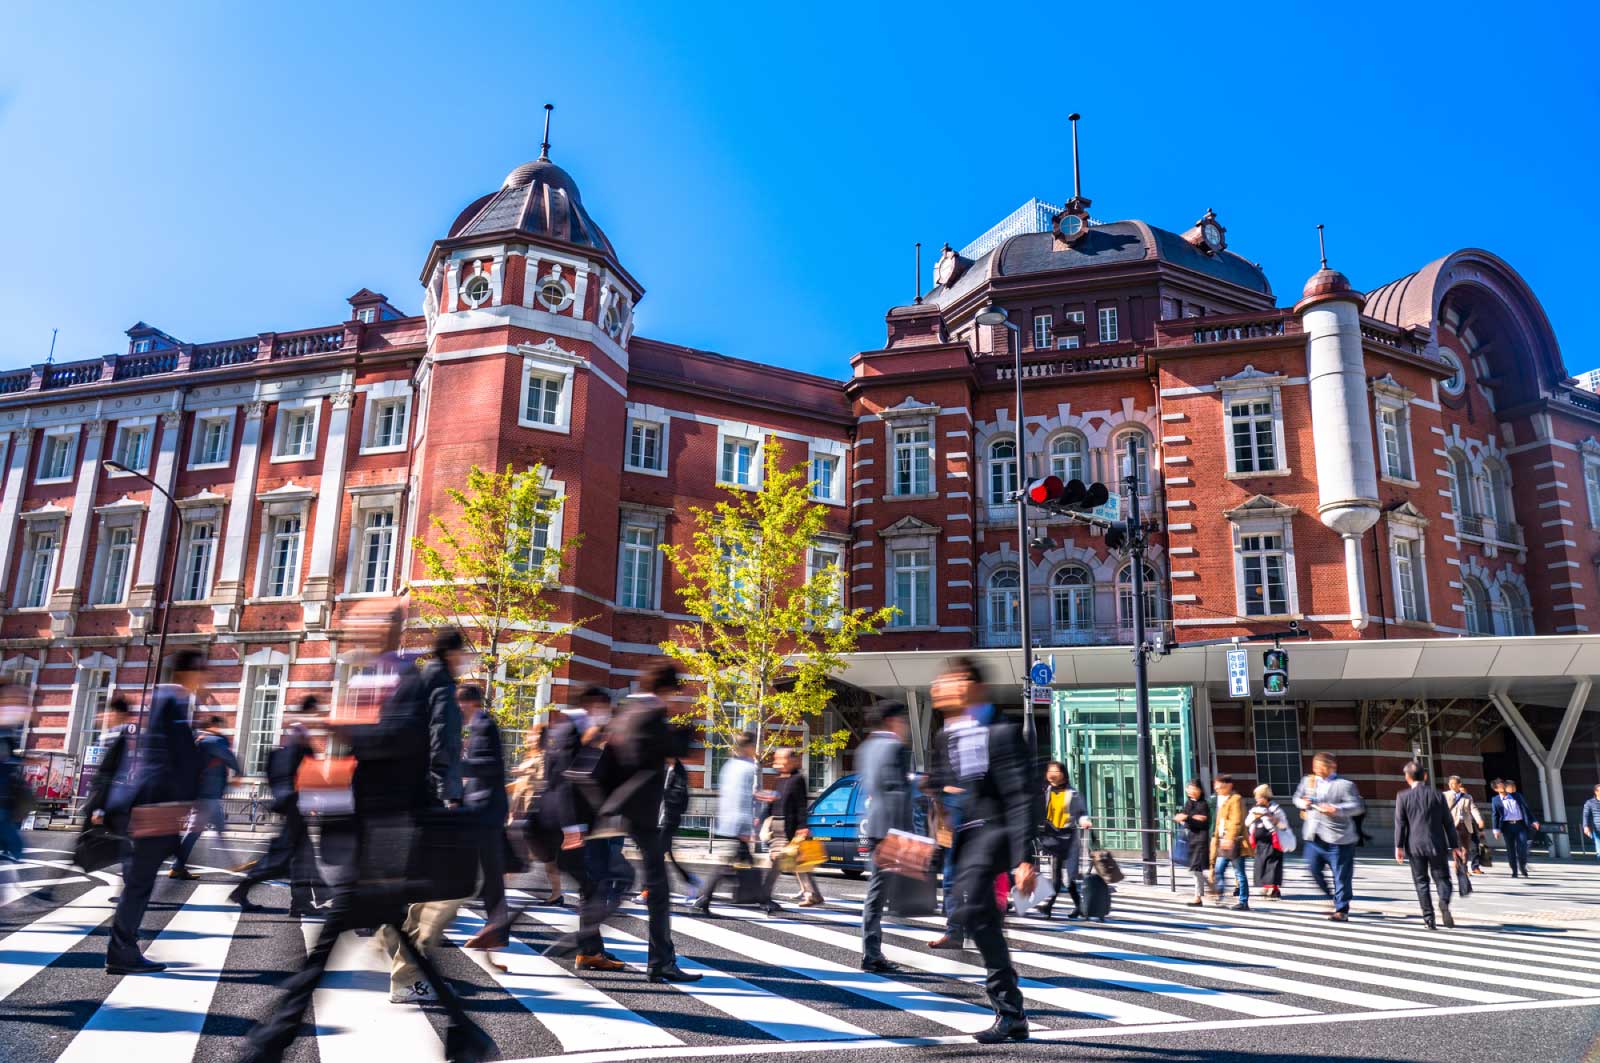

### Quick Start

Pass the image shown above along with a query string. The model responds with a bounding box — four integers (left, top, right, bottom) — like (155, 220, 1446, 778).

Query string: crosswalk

(3, 850, 1600, 1062)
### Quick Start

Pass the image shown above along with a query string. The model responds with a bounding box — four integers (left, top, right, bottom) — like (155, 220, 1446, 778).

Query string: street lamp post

(975, 305, 1036, 753)
(1121, 437, 1159, 886)
(102, 459, 184, 735)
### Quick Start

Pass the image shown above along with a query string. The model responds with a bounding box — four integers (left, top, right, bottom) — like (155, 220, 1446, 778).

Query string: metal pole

(1011, 321, 1035, 755)
(108, 461, 182, 738)
(1125, 436, 1157, 886)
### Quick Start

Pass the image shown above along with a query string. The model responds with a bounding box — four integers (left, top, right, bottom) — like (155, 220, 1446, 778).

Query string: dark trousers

(1254, 844, 1284, 888)
(241, 810, 323, 906)
(174, 797, 227, 869)
(558, 841, 605, 956)
(1407, 849, 1452, 921)
(661, 820, 700, 893)
(243, 884, 487, 1063)
(563, 825, 675, 971)
(952, 825, 1024, 1022)
(626, 823, 675, 972)
(861, 846, 889, 962)
(108, 833, 180, 966)
(477, 825, 509, 936)
(1502, 822, 1531, 875)
(698, 837, 760, 904)
(1043, 850, 1081, 914)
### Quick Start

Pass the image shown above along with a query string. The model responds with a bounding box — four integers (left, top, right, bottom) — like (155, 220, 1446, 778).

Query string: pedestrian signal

(1262, 648, 1289, 697)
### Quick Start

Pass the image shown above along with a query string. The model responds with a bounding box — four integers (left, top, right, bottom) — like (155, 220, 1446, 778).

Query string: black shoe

(973, 1015, 1029, 1044)
(289, 904, 318, 918)
(648, 965, 703, 984)
(1440, 906, 1455, 929)
(443, 1020, 495, 1063)
(690, 902, 712, 916)
(1424, 917, 1437, 930)
(168, 867, 197, 881)
(861, 958, 902, 974)
(107, 957, 167, 975)
(228, 885, 265, 913)
(763, 902, 784, 915)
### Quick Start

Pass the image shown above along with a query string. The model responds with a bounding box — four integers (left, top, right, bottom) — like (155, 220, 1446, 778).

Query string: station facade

(4, 144, 1597, 836)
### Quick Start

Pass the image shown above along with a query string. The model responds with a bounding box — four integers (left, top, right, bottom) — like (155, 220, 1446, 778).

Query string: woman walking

(1210, 774, 1254, 911)
(1245, 785, 1290, 899)
(1174, 780, 1210, 907)
(1447, 775, 1485, 885)
(761, 748, 824, 907)
(1035, 761, 1091, 919)
(508, 724, 565, 905)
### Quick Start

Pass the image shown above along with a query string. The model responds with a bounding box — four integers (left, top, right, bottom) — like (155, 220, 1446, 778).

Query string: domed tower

(1295, 236, 1379, 629)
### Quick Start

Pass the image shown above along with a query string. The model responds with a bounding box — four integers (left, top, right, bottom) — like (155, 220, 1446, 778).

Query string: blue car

(805, 773, 931, 878)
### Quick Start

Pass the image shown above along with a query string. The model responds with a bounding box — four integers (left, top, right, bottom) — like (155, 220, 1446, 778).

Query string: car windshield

(812, 784, 854, 816)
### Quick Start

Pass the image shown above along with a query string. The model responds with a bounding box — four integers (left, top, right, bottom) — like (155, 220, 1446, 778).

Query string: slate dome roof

(445, 155, 615, 256)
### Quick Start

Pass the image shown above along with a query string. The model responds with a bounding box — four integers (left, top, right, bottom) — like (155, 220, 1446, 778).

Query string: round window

(461, 273, 491, 308)
(1439, 351, 1465, 395)
(538, 279, 571, 311)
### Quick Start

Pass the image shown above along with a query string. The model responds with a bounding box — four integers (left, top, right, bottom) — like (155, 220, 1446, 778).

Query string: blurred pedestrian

(658, 755, 698, 900)
(1294, 752, 1364, 922)
(858, 701, 912, 972)
(229, 701, 323, 915)
(1034, 761, 1089, 919)
(1175, 779, 1209, 906)
(926, 678, 971, 950)
(1582, 783, 1600, 861)
(541, 688, 621, 970)
(1492, 779, 1539, 878)
(0, 676, 30, 863)
(762, 748, 823, 907)
(508, 724, 564, 904)
(940, 658, 1035, 1045)
(459, 685, 512, 950)
(1446, 775, 1485, 877)
(1209, 774, 1252, 911)
(103, 650, 205, 973)
(170, 714, 240, 879)
(1394, 761, 1462, 929)
(1244, 784, 1289, 900)
(694, 731, 773, 914)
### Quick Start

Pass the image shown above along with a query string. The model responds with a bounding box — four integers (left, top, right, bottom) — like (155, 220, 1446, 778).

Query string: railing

(1559, 388, 1600, 415)
(978, 619, 1176, 649)
(0, 370, 31, 395)
(113, 350, 179, 380)
(42, 360, 104, 389)
(993, 351, 1142, 381)
(273, 329, 344, 359)
(1360, 323, 1425, 355)
(1456, 514, 1524, 548)
(191, 339, 259, 371)
(1154, 310, 1298, 347)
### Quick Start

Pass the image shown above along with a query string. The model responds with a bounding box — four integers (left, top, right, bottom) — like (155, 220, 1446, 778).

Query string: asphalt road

(4, 829, 1599, 1063)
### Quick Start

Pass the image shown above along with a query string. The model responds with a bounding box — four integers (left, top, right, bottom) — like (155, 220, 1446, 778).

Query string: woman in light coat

(1209, 774, 1254, 910)
(1244, 784, 1291, 899)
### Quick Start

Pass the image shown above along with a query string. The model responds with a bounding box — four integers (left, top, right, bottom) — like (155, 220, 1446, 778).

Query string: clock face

(1061, 213, 1083, 237)
(1202, 222, 1222, 249)
(934, 251, 957, 286)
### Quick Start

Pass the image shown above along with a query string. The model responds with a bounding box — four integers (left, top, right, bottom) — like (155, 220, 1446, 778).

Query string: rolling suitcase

(1079, 871, 1112, 920)
(889, 867, 938, 916)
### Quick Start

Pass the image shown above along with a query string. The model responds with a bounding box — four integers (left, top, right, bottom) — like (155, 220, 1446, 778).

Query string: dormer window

(132, 339, 153, 354)
(355, 307, 377, 324)
(460, 272, 491, 308)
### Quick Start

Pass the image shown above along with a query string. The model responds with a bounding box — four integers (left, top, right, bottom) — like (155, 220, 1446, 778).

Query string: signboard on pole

(1226, 647, 1250, 699)
(1029, 661, 1054, 688)
(1031, 686, 1053, 706)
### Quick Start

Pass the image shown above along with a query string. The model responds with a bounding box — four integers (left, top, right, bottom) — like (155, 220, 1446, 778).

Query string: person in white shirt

(693, 732, 778, 914)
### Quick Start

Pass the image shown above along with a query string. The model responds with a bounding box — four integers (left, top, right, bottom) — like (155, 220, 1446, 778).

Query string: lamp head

(974, 304, 1009, 327)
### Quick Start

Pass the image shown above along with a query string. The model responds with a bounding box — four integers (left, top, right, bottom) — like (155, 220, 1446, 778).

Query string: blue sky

(2, 3, 1596, 379)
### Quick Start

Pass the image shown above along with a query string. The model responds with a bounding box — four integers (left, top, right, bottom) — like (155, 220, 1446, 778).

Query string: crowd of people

(22, 629, 1600, 1056)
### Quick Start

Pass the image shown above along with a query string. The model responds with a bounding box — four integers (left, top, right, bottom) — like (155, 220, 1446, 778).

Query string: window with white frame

(1393, 541, 1422, 621)
(1447, 449, 1475, 517)
(986, 566, 1021, 635)
(891, 425, 933, 495)
(810, 452, 841, 502)
(1228, 398, 1278, 474)
(1048, 432, 1086, 483)
(987, 438, 1018, 506)
(73, 668, 113, 754)
(355, 306, 377, 324)
(1058, 335, 1081, 350)
(1462, 577, 1493, 635)
(1497, 584, 1533, 636)
(891, 548, 932, 627)
(1111, 428, 1151, 496)
(808, 544, 844, 621)
(132, 338, 153, 354)
(512, 508, 554, 575)
(460, 271, 492, 308)
(112, 423, 152, 473)
(627, 419, 664, 472)
(274, 405, 317, 460)
(178, 521, 217, 601)
(1240, 532, 1289, 616)
(619, 521, 658, 610)
(356, 508, 397, 594)
(93, 526, 135, 605)
(1477, 459, 1514, 536)
(1377, 406, 1412, 480)
(1032, 314, 1053, 350)
(1097, 306, 1119, 343)
(1116, 562, 1160, 628)
(720, 437, 757, 487)
(263, 514, 303, 597)
(524, 371, 564, 427)
(242, 666, 285, 775)
(17, 526, 59, 608)
(719, 539, 752, 612)
(37, 432, 75, 482)
(1051, 566, 1094, 639)
(365, 396, 409, 451)
(192, 413, 233, 467)
(1585, 452, 1600, 526)
(1387, 513, 1430, 623)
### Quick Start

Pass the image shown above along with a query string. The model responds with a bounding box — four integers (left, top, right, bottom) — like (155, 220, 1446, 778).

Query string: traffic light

(1262, 648, 1289, 697)
(1024, 476, 1110, 513)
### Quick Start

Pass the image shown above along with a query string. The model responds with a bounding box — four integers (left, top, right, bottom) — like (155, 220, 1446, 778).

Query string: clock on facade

(1053, 206, 1091, 246)
(1196, 208, 1227, 254)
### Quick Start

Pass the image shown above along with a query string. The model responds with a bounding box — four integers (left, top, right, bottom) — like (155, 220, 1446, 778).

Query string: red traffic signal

(1026, 476, 1111, 512)
(1027, 475, 1064, 505)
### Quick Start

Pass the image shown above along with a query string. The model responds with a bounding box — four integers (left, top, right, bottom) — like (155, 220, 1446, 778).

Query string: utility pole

(1123, 436, 1157, 886)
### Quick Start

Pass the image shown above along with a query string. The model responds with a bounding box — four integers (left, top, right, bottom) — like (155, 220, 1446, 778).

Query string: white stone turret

(1297, 267, 1379, 630)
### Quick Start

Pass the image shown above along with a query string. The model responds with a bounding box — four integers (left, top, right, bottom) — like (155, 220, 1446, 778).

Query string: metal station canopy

(832, 634, 1600, 710)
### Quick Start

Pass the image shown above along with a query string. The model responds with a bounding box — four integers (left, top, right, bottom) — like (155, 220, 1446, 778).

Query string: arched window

(1462, 578, 1493, 635)
(1051, 566, 1094, 643)
(1048, 432, 1086, 485)
(1447, 449, 1475, 518)
(1477, 459, 1514, 536)
(1111, 428, 1151, 496)
(986, 566, 1021, 635)
(1116, 561, 1161, 629)
(987, 438, 1018, 506)
(1496, 584, 1533, 636)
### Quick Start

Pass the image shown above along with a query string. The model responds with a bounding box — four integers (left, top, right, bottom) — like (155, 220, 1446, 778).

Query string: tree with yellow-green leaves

(411, 462, 577, 734)
(660, 441, 896, 769)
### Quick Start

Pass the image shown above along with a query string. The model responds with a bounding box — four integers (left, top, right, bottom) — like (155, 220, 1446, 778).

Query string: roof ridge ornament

(1053, 113, 1092, 248)
(539, 103, 553, 161)
(1317, 223, 1328, 270)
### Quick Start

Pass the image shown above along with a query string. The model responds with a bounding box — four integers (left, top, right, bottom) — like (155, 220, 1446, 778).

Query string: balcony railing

(0, 370, 31, 395)
(113, 350, 179, 380)
(993, 351, 1142, 381)
(273, 329, 344, 359)
(1154, 310, 1299, 348)
(1456, 514, 1524, 548)
(42, 360, 104, 389)
(191, 339, 260, 371)
(978, 620, 1175, 650)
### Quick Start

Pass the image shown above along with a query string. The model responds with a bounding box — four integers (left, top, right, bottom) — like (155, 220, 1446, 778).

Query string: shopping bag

(793, 836, 828, 871)
(874, 829, 936, 877)
(1088, 831, 1124, 883)
(295, 755, 355, 815)
(1171, 832, 1191, 866)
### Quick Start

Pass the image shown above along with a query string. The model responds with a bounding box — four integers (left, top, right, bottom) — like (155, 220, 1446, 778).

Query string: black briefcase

(358, 808, 483, 910)
(74, 825, 126, 873)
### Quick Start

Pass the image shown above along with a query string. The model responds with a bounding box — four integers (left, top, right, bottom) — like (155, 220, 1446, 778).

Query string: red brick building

(3, 150, 1597, 838)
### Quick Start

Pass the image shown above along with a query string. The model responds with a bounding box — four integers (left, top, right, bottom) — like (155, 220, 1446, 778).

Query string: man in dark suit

(1492, 779, 1540, 878)
(229, 706, 323, 915)
(857, 700, 912, 973)
(170, 714, 241, 879)
(1394, 761, 1463, 930)
(105, 649, 205, 975)
(458, 685, 511, 949)
(940, 657, 1036, 1045)
(82, 696, 134, 829)
(540, 687, 619, 970)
